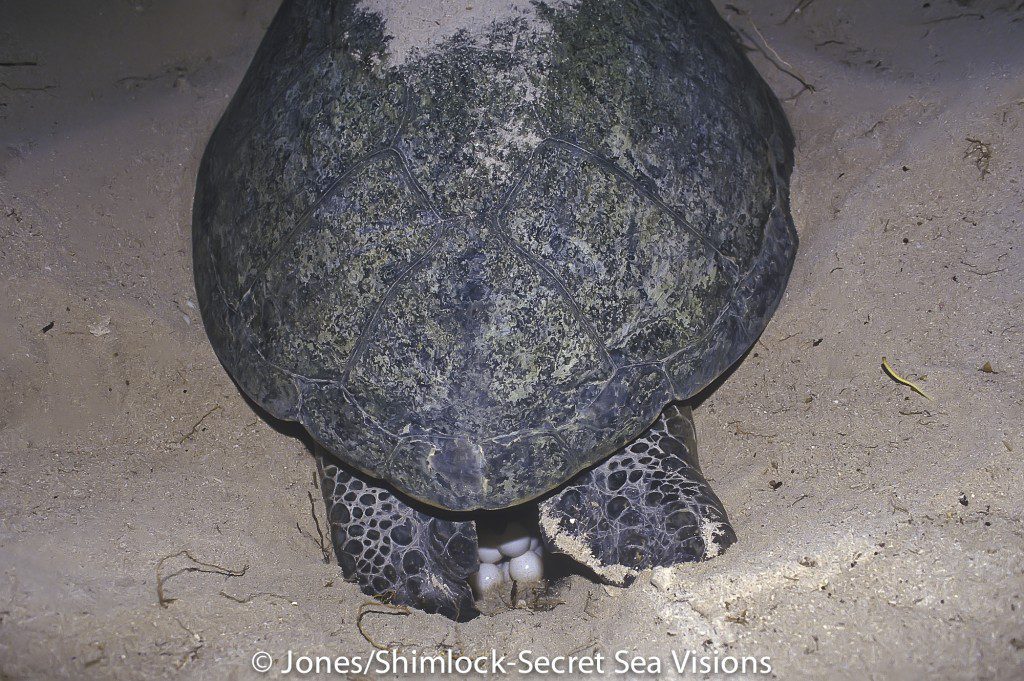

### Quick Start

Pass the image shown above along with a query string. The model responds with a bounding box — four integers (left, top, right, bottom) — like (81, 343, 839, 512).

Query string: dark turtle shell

(192, 0, 798, 511)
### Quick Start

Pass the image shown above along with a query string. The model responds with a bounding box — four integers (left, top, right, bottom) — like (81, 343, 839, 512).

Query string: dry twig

(155, 550, 248, 606)
(298, 490, 331, 564)
(356, 600, 411, 650)
(219, 591, 291, 604)
(738, 22, 815, 99)
(177, 405, 221, 443)
(881, 357, 933, 401)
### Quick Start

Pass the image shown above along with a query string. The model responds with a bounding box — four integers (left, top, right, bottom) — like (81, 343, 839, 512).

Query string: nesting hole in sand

(470, 506, 575, 615)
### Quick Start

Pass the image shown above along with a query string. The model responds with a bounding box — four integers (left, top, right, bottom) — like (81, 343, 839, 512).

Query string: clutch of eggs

(470, 522, 544, 596)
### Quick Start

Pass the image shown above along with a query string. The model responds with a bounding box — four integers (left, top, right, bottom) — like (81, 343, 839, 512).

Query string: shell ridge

(341, 220, 453, 382)
(545, 137, 739, 277)
(488, 214, 616, 373)
(660, 197, 797, 395)
(239, 148, 393, 300)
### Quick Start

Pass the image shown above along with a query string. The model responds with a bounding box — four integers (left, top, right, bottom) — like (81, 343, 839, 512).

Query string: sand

(1, 0, 1022, 679)
(360, 0, 551, 65)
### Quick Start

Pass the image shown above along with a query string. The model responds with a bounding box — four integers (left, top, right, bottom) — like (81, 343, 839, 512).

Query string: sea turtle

(192, 0, 798, 621)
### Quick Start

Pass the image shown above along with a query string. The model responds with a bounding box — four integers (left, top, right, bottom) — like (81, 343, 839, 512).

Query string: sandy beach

(1, 0, 1022, 678)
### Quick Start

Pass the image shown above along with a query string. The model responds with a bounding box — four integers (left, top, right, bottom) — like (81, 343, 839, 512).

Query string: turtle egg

(497, 523, 531, 558)
(470, 563, 502, 596)
(508, 551, 543, 583)
(478, 546, 503, 564)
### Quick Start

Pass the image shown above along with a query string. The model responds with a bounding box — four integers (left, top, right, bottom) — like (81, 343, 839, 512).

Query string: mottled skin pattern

(192, 0, 798, 619)
(540, 404, 735, 585)
(317, 451, 479, 620)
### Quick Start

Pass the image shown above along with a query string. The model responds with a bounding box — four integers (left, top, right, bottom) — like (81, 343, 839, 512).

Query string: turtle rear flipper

(539, 403, 735, 586)
(317, 451, 479, 621)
